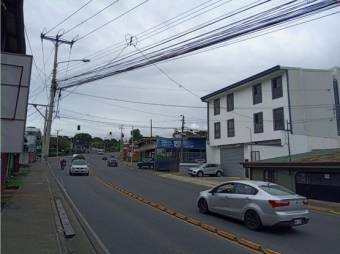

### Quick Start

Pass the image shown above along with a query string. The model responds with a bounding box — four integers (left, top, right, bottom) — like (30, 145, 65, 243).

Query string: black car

(102, 156, 107, 161)
(107, 158, 118, 167)
(137, 158, 154, 169)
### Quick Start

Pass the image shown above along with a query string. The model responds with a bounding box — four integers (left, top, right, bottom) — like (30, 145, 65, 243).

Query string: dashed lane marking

(93, 173, 280, 254)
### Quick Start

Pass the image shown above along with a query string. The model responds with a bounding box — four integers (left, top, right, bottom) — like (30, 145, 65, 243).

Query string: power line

(133, 44, 201, 98)
(56, 0, 229, 74)
(76, 0, 150, 42)
(62, 0, 120, 35)
(45, 0, 94, 34)
(59, 0, 340, 89)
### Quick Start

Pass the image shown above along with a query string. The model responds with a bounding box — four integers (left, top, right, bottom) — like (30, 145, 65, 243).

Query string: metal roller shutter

(220, 146, 244, 177)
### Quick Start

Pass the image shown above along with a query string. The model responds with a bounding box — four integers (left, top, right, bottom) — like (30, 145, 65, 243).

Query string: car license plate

(294, 219, 303, 225)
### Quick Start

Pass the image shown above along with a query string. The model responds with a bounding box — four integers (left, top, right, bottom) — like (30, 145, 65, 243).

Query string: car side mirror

(210, 189, 216, 195)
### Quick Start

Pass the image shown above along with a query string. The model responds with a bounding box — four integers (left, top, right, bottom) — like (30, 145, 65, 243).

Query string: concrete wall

(288, 68, 337, 138)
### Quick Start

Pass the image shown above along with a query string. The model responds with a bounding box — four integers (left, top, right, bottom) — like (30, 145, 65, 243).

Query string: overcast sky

(24, 0, 340, 140)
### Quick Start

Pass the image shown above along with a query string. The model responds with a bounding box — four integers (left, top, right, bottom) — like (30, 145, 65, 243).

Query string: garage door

(220, 146, 244, 177)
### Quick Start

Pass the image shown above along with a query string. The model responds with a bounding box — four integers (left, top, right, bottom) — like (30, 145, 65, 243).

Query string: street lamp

(57, 58, 90, 64)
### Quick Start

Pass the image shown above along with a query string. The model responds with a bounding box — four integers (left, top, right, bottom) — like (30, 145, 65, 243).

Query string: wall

(288, 68, 338, 139)
(206, 145, 220, 164)
(208, 70, 289, 147)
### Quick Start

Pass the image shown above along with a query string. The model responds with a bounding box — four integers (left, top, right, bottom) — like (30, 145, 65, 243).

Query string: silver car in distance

(197, 180, 309, 230)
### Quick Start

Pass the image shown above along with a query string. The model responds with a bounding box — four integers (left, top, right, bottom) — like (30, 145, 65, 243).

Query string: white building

(201, 65, 340, 177)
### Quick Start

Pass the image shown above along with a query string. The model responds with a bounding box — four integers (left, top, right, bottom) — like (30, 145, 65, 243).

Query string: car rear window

(72, 160, 87, 165)
(259, 184, 294, 196)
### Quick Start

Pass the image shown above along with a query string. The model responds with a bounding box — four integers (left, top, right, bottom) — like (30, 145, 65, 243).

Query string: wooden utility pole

(41, 33, 74, 159)
(150, 119, 153, 137)
(180, 115, 185, 162)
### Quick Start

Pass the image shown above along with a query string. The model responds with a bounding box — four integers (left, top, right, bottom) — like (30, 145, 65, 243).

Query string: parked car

(197, 180, 309, 230)
(137, 158, 154, 169)
(102, 156, 107, 161)
(107, 158, 118, 167)
(69, 159, 89, 176)
(188, 163, 223, 177)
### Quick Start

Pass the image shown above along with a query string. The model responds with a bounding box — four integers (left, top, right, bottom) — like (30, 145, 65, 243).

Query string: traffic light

(109, 131, 112, 136)
(77, 125, 80, 131)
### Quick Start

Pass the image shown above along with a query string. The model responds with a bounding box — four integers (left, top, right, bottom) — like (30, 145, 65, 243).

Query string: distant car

(107, 158, 118, 167)
(69, 159, 89, 176)
(98, 151, 104, 155)
(110, 154, 115, 158)
(71, 154, 85, 162)
(102, 156, 107, 161)
(137, 158, 154, 169)
(197, 180, 309, 230)
(188, 163, 223, 177)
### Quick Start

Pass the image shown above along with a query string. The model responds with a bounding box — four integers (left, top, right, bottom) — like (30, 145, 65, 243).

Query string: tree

(103, 138, 119, 152)
(92, 137, 104, 149)
(73, 133, 92, 145)
(49, 136, 72, 156)
(130, 129, 143, 142)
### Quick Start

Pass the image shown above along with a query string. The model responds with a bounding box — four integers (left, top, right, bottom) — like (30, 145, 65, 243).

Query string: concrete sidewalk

(1, 161, 96, 254)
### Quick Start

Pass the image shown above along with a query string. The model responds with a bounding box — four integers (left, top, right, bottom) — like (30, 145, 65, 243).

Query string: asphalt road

(52, 154, 340, 254)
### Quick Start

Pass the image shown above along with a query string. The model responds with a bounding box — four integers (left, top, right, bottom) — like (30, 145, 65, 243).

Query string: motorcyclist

(60, 159, 66, 170)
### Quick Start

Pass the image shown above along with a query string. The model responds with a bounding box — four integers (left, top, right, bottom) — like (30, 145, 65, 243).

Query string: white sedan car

(197, 180, 309, 230)
(69, 159, 89, 176)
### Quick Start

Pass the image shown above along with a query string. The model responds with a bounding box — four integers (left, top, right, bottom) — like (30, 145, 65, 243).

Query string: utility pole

(150, 119, 153, 137)
(41, 34, 74, 159)
(56, 129, 62, 158)
(131, 126, 134, 165)
(286, 120, 292, 162)
(180, 115, 185, 162)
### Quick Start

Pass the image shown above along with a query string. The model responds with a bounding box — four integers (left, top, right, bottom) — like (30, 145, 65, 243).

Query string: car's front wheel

(244, 210, 262, 230)
(197, 171, 203, 177)
(216, 171, 222, 177)
(198, 198, 209, 214)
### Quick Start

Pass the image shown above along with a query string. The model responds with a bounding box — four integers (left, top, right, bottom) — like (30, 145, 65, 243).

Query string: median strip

(94, 173, 280, 254)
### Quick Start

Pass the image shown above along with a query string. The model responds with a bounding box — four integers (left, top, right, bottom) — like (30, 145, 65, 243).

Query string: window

(227, 119, 235, 137)
(215, 183, 235, 194)
(273, 107, 284, 130)
(227, 93, 234, 111)
(333, 79, 340, 136)
(272, 76, 283, 99)
(251, 151, 260, 161)
(214, 98, 220, 115)
(214, 122, 221, 139)
(253, 112, 263, 133)
(252, 83, 262, 104)
(234, 183, 258, 195)
(259, 184, 294, 196)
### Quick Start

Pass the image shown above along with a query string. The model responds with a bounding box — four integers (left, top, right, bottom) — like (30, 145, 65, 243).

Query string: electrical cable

(62, 0, 120, 35)
(45, 0, 94, 35)
(76, 0, 150, 42)
(58, 0, 340, 89)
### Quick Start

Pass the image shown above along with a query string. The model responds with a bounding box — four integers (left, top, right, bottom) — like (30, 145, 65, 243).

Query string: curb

(94, 173, 281, 254)
(47, 162, 110, 254)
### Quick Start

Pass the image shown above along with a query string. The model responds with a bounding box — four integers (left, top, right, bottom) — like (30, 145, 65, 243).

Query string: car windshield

(199, 163, 207, 169)
(72, 159, 87, 166)
(259, 184, 295, 196)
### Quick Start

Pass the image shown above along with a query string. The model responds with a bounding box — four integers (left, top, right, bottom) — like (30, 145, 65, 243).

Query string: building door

(295, 172, 340, 202)
(220, 146, 244, 177)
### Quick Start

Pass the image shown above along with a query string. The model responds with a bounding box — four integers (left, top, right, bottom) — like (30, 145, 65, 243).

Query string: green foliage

(130, 129, 143, 142)
(49, 136, 72, 156)
(74, 133, 92, 144)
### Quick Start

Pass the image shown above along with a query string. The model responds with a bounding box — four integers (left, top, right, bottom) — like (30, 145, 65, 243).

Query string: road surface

(50, 154, 340, 254)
